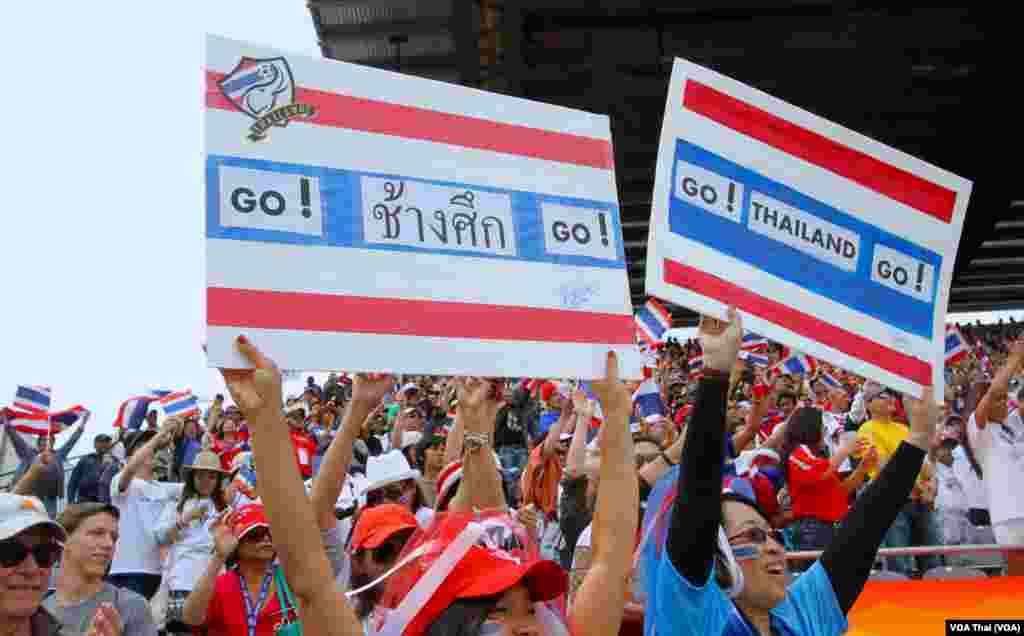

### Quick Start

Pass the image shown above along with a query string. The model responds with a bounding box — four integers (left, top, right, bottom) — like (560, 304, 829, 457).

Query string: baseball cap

(0, 494, 66, 541)
(400, 383, 420, 395)
(862, 381, 891, 402)
(401, 431, 423, 450)
(94, 433, 112, 442)
(392, 514, 567, 636)
(231, 503, 269, 540)
(351, 504, 418, 551)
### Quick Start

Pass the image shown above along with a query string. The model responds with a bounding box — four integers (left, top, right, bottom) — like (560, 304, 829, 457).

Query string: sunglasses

(635, 453, 661, 468)
(727, 526, 785, 547)
(0, 538, 63, 568)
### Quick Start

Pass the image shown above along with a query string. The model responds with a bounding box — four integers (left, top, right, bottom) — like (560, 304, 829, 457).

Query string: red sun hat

(231, 503, 269, 540)
(352, 503, 419, 552)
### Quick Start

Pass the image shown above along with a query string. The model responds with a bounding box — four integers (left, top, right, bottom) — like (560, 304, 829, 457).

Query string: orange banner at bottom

(847, 576, 1024, 635)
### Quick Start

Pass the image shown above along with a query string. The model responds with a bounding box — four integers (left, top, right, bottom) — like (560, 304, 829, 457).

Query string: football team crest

(218, 56, 315, 141)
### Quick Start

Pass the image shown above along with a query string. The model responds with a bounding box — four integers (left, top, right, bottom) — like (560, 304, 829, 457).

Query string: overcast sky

(0, 4, 1019, 454)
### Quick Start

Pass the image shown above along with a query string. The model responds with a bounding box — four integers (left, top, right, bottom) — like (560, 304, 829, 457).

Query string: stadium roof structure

(308, 2, 1015, 325)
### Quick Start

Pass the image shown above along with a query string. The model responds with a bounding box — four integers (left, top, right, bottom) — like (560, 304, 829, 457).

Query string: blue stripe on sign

(206, 155, 626, 270)
(668, 140, 941, 339)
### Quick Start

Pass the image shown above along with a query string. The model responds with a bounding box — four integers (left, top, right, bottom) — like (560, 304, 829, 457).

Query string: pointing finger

(235, 335, 275, 370)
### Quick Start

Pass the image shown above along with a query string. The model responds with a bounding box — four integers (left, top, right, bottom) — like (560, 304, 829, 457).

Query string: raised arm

(819, 387, 936, 614)
(732, 389, 767, 453)
(11, 448, 53, 495)
(542, 400, 574, 460)
(57, 411, 89, 462)
(975, 338, 1023, 428)
(312, 374, 392, 530)
(2, 414, 36, 462)
(666, 308, 741, 584)
(183, 513, 236, 626)
(569, 352, 638, 636)
(222, 336, 359, 636)
(639, 429, 684, 488)
(564, 391, 591, 477)
(448, 377, 505, 513)
(443, 400, 465, 466)
(117, 419, 177, 494)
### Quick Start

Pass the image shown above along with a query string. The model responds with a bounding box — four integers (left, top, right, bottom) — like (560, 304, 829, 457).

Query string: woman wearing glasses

(644, 307, 940, 636)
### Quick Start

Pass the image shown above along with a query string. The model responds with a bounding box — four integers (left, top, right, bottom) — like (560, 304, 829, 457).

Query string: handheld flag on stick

(739, 350, 770, 367)
(113, 396, 159, 430)
(158, 391, 201, 419)
(632, 379, 666, 419)
(688, 355, 704, 378)
(635, 299, 672, 346)
(944, 325, 967, 366)
(741, 333, 769, 352)
(772, 352, 817, 376)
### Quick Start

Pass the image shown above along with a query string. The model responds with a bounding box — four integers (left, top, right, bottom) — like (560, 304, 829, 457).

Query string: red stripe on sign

(683, 80, 956, 223)
(206, 71, 613, 170)
(662, 259, 932, 386)
(207, 288, 636, 345)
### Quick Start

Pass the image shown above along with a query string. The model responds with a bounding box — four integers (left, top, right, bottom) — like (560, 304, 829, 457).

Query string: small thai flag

(759, 410, 786, 440)
(13, 385, 51, 414)
(49, 405, 87, 431)
(2, 407, 53, 436)
(739, 350, 770, 367)
(688, 355, 704, 377)
(113, 395, 159, 430)
(944, 326, 968, 366)
(159, 391, 200, 419)
(635, 299, 672, 346)
(741, 333, 769, 352)
(632, 378, 666, 418)
(578, 381, 605, 431)
(772, 352, 817, 376)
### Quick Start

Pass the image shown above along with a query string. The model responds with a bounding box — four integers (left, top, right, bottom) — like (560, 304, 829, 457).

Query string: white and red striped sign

(204, 35, 640, 379)
(645, 59, 971, 399)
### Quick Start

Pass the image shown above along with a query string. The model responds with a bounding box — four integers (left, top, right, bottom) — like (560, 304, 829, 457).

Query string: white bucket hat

(362, 451, 421, 495)
(0, 494, 66, 541)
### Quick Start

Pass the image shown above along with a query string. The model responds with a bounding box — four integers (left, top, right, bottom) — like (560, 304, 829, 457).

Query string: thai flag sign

(635, 298, 672, 346)
(14, 385, 51, 414)
(204, 35, 640, 380)
(645, 59, 971, 399)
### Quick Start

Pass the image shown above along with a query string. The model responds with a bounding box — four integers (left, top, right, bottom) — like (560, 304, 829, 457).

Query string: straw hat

(185, 450, 230, 474)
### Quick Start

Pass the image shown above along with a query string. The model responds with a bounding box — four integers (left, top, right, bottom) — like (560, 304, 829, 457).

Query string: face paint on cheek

(731, 544, 761, 561)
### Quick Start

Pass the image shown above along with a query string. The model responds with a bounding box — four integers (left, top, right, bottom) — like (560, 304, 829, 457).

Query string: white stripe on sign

(666, 107, 963, 253)
(206, 35, 614, 140)
(205, 110, 618, 203)
(870, 244, 935, 304)
(206, 326, 643, 379)
(220, 166, 324, 237)
(207, 239, 633, 315)
(360, 177, 517, 257)
(540, 202, 620, 261)
(747, 191, 860, 273)
(673, 160, 744, 223)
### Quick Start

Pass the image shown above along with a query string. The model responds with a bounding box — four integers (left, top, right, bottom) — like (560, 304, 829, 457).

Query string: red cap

(395, 514, 567, 636)
(231, 503, 269, 540)
(351, 504, 418, 551)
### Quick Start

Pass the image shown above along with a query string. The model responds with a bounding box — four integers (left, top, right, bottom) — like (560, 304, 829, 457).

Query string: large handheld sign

(204, 35, 640, 379)
(645, 59, 971, 398)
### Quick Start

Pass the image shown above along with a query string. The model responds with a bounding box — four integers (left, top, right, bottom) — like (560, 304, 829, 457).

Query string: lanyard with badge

(238, 564, 275, 636)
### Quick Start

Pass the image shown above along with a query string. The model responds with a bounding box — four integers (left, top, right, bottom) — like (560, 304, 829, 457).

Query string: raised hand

(220, 336, 284, 431)
(211, 512, 240, 561)
(350, 373, 394, 407)
(697, 306, 743, 372)
(456, 377, 497, 414)
(589, 352, 632, 418)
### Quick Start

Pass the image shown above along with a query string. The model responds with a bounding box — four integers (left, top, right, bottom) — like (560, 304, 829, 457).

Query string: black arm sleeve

(666, 375, 730, 584)
(820, 441, 925, 614)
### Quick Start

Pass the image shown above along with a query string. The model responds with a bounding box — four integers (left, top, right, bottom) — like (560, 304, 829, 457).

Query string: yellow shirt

(857, 418, 932, 490)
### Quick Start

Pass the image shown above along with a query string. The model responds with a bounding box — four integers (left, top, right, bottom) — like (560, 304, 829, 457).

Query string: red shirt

(212, 439, 248, 471)
(205, 570, 285, 636)
(289, 429, 317, 478)
(787, 445, 848, 523)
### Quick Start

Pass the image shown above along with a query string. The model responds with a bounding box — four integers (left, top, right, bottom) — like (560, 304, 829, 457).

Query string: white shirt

(968, 411, 1024, 525)
(951, 444, 989, 511)
(109, 471, 183, 575)
(159, 497, 217, 591)
(822, 412, 852, 472)
(934, 461, 966, 512)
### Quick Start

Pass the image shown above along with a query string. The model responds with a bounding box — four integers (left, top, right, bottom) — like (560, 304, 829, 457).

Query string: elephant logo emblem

(218, 56, 315, 141)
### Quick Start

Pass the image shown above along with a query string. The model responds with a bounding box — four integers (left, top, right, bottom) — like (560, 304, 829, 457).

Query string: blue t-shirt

(645, 555, 847, 636)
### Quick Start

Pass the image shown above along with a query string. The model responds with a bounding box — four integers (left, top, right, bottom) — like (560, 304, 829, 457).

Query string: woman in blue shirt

(645, 307, 937, 636)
